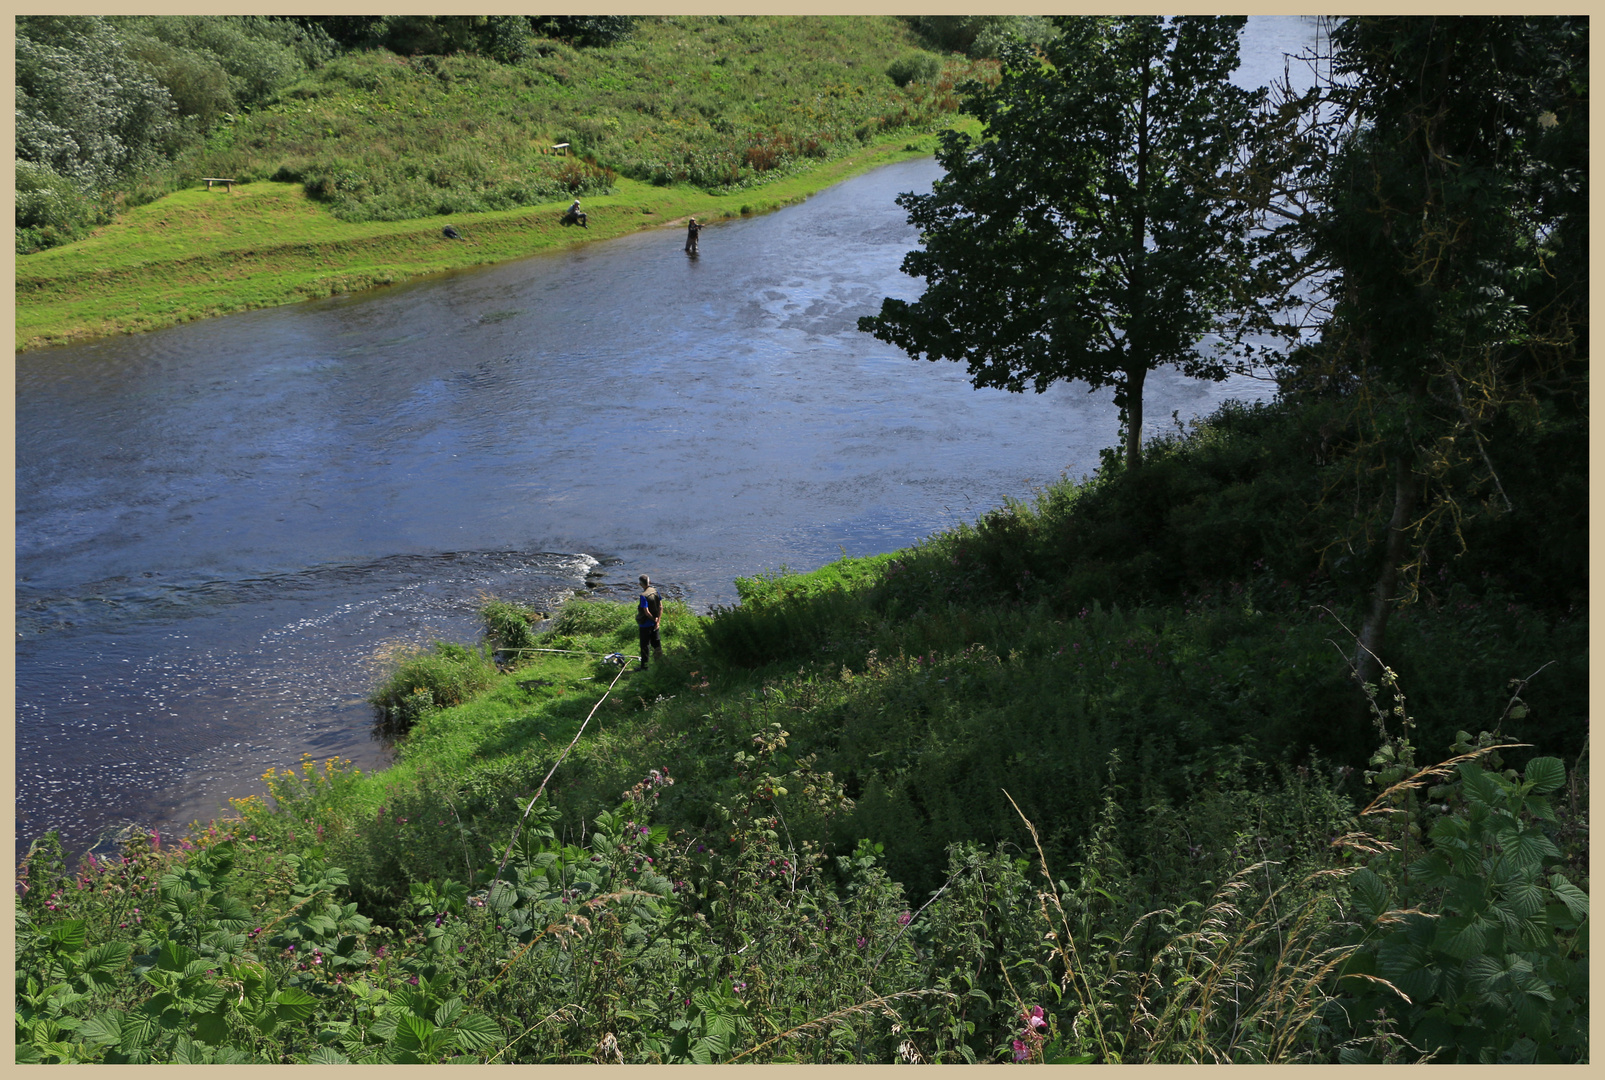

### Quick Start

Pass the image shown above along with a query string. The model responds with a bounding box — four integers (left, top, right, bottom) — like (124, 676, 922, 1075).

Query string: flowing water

(14, 17, 1324, 860)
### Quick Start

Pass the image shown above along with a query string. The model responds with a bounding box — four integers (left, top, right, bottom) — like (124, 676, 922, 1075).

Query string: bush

(16, 16, 177, 189)
(15, 161, 110, 253)
(886, 51, 942, 87)
(481, 597, 540, 654)
(545, 598, 635, 640)
(115, 16, 323, 111)
(907, 15, 1057, 58)
(369, 641, 497, 731)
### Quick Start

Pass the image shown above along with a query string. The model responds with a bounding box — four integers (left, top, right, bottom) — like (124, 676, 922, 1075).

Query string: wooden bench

(200, 177, 236, 192)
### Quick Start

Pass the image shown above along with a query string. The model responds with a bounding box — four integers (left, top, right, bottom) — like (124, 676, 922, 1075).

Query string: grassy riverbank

(17, 14, 991, 351)
(15, 136, 947, 351)
(19, 397, 1588, 1063)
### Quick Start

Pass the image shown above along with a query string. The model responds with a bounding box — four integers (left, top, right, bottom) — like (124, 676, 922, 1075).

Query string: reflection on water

(15, 18, 1319, 859)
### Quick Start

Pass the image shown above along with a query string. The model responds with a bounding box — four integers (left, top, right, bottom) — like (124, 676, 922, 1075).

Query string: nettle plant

(1334, 667, 1589, 1063)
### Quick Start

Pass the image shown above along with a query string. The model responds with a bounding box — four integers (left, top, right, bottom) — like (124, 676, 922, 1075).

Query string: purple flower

(898, 911, 912, 926)
(1012, 1039, 1030, 1062)
(856, 937, 867, 949)
(1027, 1005, 1047, 1032)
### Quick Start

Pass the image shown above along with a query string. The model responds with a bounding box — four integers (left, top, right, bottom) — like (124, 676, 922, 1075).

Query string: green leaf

(1522, 757, 1565, 795)
(79, 1011, 125, 1047)
(47, 920, 87, 953)
(1503, 879, 1547, 919)
(433, 998, 464, 1029)
(1464, 953, 1504, 990)
(394, 1012, 437, 1054)
(272, 987, 319, 1022)
(307, 1046, 350, 1064)
(156, 941, 198, 973)
(1349, 867, 1390, 922)
(450, 1012, 502, 1052)
(1504, 827, 1562, 874)
(1548, 875, 1589, 920)
(182, 982, 227, 1015)
(79, 941, 133, 988)
(191, 1006, 230, 1047)
(120, 1010, 159, 1051)
(1434, 915, 1488, 960)
(1459, 763, 1502, 811)
(172, 1036, 208, 1064)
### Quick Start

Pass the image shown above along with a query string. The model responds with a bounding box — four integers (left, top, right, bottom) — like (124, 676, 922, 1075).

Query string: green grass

(16, 396, 1587, 1064)
(16, 15, 990, 351)
(296, 398, 1586, 902)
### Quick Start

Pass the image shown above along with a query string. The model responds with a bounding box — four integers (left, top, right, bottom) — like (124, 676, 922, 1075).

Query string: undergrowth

(16, 398, 1587, 1063)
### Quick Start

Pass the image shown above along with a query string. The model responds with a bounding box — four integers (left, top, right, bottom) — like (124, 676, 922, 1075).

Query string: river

(14, 17, 1325, 860)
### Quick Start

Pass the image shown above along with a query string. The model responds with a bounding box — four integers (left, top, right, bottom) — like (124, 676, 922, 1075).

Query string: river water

(15, 17, 1323, 860)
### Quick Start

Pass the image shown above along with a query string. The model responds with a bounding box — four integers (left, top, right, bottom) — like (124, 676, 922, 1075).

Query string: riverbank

(15, 130, 959, 352)
(19, 394, 1587, 1062)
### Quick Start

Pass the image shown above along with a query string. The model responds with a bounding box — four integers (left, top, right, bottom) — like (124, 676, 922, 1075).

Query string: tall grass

(174, 17, 998, 223)
(369, 640, 498, 732)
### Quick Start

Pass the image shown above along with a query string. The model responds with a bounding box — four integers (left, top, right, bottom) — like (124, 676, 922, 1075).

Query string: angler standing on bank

(636, 575, 664, 670)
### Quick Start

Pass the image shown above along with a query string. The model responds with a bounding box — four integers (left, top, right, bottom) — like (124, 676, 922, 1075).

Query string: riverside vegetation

(16, 14, 1023, 350)
(17, 395, 1588, 1064)
(17, 14, 1588, 1065)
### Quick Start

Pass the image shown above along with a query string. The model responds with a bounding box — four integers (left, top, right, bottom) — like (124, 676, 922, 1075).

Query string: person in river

(636, 574, 664, 670)
(565, 199, 587, 227)
(684, 217, 702, 255)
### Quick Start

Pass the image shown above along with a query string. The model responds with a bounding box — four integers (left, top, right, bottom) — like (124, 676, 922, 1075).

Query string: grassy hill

(16, 16, 989, 351)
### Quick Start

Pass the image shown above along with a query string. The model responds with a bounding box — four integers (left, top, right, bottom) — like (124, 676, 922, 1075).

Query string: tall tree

(1290, 17, 1588, 685)
(859, 16, 1280, 470)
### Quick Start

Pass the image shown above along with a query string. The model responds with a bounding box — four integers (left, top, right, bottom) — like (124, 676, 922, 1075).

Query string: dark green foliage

(1277, 17, 1589, 685)
(907, 15, 1058, 59)
(116, 16, 335, 111)
(531, 16, 637, 49)
(1333, 721, 1589, 1063)
(295, 15, 633, 57)
(861, 17, 1281, 469)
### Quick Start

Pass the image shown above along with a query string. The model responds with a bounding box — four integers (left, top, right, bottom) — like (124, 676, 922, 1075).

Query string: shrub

(886, 51, 941, 88)
(369, 641, 497, 731)
(481, 597, 540, 654)
(546, 598, 635, 640)
(15, 161, 111, 252)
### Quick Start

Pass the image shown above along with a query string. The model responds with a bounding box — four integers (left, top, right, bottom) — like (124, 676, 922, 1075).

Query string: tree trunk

(1125, 54, 1152, 474)
(1124, 362, 1147, 470)
(1355, 455, 1418, 688)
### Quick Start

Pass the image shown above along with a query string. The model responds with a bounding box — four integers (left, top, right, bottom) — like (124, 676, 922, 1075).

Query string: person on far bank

(684, 217, 702, 255)
(566, 199, 587, 227)
(636, 575, 664, 670)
